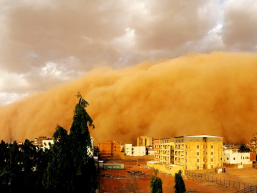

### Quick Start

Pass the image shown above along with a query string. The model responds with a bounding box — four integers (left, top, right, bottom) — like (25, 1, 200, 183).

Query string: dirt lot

(99, 161, 238, 193)
(211, 168, 257, 185)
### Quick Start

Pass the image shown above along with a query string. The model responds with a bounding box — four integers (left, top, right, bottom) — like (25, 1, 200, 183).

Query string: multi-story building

(174, 135, 223, 170)
(125, 144, 132, 156)
(160, 138, 174, 164)
(132, 146, 146, 156)
(112, 141, 121, 153)
(42, 138, 54, 151)
(250, 133, 257, 153)
(99, 140, 112, 156)
(153, 139, 160, 162)
(223, 143, 234, 149)
(99, 140, 122, 156)
(223, 149, 256, 165)
(33, 136, 47, 146)
(137, 136, 154, 147)
(124, 144, 146, 156)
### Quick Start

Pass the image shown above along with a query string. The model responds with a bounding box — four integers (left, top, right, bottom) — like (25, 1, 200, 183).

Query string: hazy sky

(0, 0, 257, 106)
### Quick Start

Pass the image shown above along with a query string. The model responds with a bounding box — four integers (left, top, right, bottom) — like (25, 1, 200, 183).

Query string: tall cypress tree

(43, 93, 98, 193)
(174, 170, 186, 193)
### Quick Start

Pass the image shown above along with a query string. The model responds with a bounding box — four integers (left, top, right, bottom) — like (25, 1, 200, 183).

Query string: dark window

(197, 159, 199, 162)
(211, 152, 213, 155)
(197, 145, 199, 149)
(211, 145, 213, 149)
(197, 152, 199, 155)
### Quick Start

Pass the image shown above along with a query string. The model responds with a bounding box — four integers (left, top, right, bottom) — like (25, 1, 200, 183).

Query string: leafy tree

(238, 144, 251, 152)
(43, 93, 98, 193)
(149, 169, 163, 193)
(174, 170, 186, 193)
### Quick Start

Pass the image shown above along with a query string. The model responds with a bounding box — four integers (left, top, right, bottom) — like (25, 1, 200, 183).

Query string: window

(233, 157, 235, 160)
(211, 158, 213, 162)
(197, 152, 199, 155)
(197, 145, 199, 149)
(211, 165, 213, 169)
(197, 166, 199, 169)
(211, 145, 213, 149)
(227, 157, 229, 160)
(186, 159, 187, 162)
(211, 152, 213, 155)
(243, 157, 244, 159)
(197, 159, 199, 162)
(186, 152, 187, 155)
(206, 152, 208, 155)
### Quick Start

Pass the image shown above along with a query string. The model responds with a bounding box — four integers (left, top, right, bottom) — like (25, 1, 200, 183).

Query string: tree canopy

(238, 144, 251, 153)
(174, 170, 186, 193)
(149, 169, 163, 193)
(0, 93, 98, 193)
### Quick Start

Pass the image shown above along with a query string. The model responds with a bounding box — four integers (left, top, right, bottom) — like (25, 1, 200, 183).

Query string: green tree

(238, 144, 251, 152)
(43, 93, 98, 193)
(149, 169, 163, 193)
(174, 170, 186, 193)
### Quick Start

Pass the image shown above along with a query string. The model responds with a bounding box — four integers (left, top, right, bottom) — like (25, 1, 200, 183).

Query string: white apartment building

(124, 144, 146, 156)
(125, 144, 132, 156)
(42, 139, 54, 151)
(223, 149, 252, 165)
(132, 146, 146, 156)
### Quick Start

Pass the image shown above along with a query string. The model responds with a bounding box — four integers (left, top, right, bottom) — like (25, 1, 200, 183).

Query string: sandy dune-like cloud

(1, 52, 257, 144)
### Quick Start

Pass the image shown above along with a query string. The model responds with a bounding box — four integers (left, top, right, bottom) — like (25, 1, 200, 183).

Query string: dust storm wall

(1, 52, 257, 144)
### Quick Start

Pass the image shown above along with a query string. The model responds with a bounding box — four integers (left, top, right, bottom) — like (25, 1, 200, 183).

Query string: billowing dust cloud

(1, 52, 257, 144)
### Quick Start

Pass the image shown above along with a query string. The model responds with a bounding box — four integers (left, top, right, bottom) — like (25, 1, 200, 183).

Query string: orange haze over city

(1, 52, 257, 144)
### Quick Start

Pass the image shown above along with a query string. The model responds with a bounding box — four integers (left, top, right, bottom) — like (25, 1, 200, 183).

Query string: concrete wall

(147, 161, 184, 176)
(101, 152, 154, 160)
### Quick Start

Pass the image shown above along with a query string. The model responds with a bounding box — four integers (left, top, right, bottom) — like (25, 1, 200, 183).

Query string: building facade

(223, 149, 255, 165)
(99, 140, 112, 156)
(160, 138, 174, 165)
(99, 140, 121, 156)
(250, 133, 257, 153)
(154, 139, 161, 162)
(132, 146, 146, 156)
(137, 136, 154, 147)
(33, 136, 47, 146)
(174, 135, 223, 170)
(125, 144, 132, 156)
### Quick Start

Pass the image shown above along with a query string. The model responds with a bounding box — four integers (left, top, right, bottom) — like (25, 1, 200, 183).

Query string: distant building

(99, 140, 121, 156)
(153, 139, 161, 162)
(124, 144, 146, 156)
(42, 139, 54, 151)
(250, 133, 257, 153)
(137, 136, 153, 147)
(223, 143, 234, 149)
(125, 144, 132, 156)
(33, 136, 47, 146)
(174, 135, 223, 170)
(132, 146, 146, 156)
(223, 149, 256, 165)
(146, 146, 154, 155)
